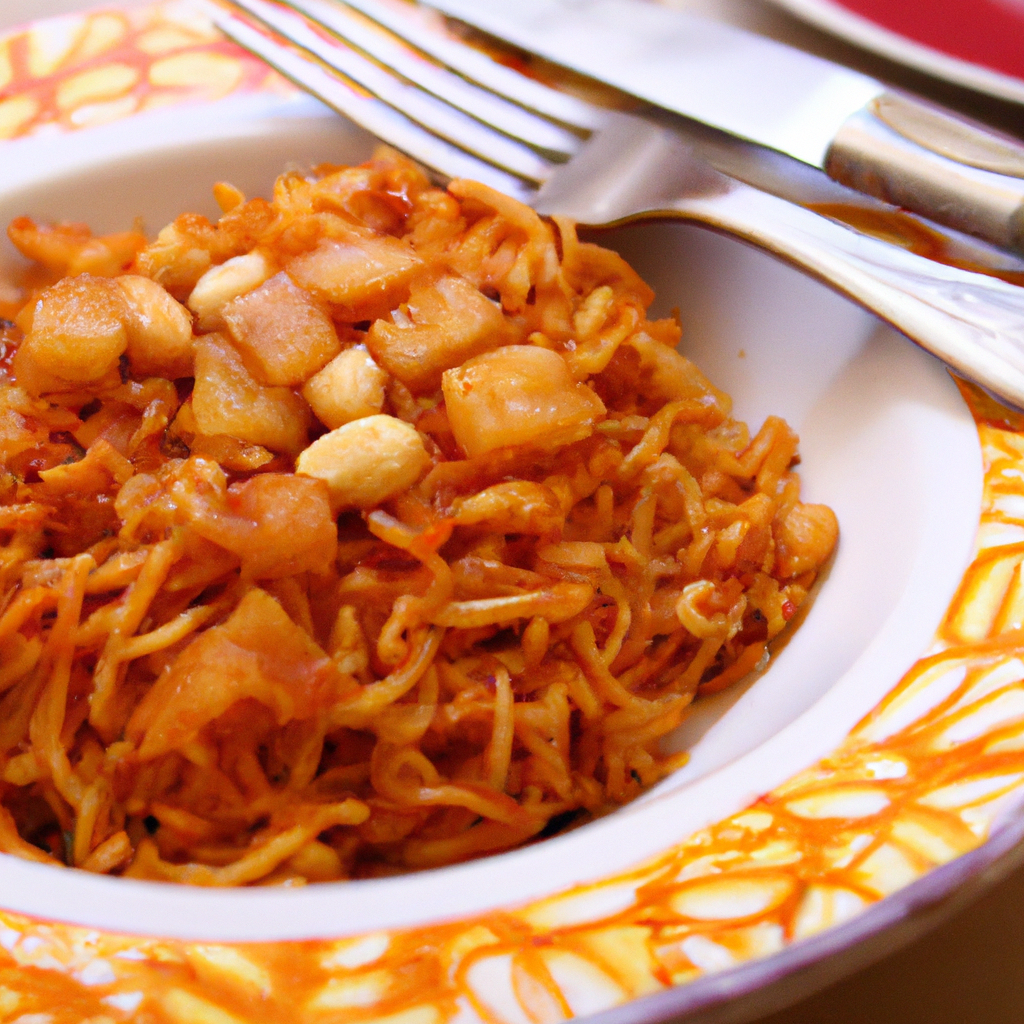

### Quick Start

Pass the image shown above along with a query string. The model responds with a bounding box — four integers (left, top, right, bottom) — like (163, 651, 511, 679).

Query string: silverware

(423, 0, 1024, 255)
(210, 0, 1024, 409)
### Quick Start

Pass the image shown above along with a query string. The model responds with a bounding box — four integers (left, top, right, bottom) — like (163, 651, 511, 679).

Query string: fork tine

(315, 0, 602, 132)
(277, 0, 585, 158)
(212, 7, 537, 199)
(220, 0, 553, 182)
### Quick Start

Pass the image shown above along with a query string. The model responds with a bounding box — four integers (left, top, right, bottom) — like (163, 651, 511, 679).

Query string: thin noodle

(486, 666, 514, 792)
(0, 149, 838, 882)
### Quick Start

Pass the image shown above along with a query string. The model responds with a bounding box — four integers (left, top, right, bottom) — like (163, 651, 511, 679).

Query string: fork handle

(668, 182, 1024, 410)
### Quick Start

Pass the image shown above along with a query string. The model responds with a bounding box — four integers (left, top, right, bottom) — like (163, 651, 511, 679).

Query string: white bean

(296, 414, 429, 509)
(187, 251, 273, 331)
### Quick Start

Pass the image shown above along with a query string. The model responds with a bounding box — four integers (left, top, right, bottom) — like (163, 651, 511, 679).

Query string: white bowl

(0, 88, 982, 972)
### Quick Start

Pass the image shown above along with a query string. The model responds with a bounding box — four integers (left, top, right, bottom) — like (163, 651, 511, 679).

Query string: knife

(421, 0, 1024, 254)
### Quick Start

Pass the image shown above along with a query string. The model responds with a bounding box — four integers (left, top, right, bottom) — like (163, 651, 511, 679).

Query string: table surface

(4, 2, 1024, 1022)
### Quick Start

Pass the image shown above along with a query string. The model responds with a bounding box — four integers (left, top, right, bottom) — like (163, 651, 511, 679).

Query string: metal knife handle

(827, 93, 1024, 254)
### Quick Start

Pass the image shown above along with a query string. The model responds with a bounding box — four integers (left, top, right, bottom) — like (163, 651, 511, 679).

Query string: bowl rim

(581, 799, 1024, 1024)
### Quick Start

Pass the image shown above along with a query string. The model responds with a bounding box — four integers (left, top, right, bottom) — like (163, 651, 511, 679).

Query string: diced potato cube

(192, 333, 311, 454)
(302, 345, 386, 429)
(129, 587, 340, 760)
(168, 399, 275, 473)
(117, 274, 194, 379)
(296, 414, 430, 509)
(187, 251, 273, 331)
(442, 346, 605, 458)
(223, 272, 340, 386)
(135, 216, 216, 294)
(24, 274, 127, 382)
(11, 342, 120, 397)
(365, 275, 514, 392)
(287, 235, 422, 321)
(228, 473, 339, 579)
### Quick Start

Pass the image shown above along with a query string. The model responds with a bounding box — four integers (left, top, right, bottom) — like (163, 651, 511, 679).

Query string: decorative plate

(0, 6, 1024, 1024)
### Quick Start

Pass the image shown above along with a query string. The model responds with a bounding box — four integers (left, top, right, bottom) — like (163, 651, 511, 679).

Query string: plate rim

(577, 799, 1024, 1024)
(766, 0, 1024, 106)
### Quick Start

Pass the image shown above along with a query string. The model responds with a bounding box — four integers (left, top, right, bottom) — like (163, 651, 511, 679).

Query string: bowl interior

(0, 94, 983, 941)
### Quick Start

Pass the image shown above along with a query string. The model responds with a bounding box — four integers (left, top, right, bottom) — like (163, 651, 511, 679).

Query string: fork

(210, 0, 1024, 409)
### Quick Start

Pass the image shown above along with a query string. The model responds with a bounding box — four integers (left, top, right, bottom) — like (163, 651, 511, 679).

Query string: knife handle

(826, 93, 1024, 254)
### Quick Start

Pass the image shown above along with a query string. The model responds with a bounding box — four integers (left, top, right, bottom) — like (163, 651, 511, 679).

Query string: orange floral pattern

(0, 2, 294, 140)
(2, 6, 1024, 1024)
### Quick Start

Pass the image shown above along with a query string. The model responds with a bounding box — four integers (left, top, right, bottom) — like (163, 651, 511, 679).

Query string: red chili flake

(781, 600, 796, 621)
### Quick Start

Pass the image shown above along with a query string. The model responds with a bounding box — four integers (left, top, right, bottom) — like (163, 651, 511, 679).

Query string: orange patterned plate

(2, 6, 1024, 1024)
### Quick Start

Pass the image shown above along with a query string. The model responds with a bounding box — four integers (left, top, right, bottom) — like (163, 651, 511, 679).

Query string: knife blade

(422, 0, 1024, 253)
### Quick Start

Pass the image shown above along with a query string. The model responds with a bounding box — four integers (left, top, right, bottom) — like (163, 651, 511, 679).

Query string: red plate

(769, 0, 1024, 104)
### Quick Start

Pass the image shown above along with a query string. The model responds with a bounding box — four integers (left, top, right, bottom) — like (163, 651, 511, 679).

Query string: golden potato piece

(117, 274, 194, 379)
(296, 414, 430, 509)
(11, 341, 120, 397)
(774, 502, 839, 579)
(224, 272, 340, 386)
(627, 331, 731, 414)
(365, 275, 515, 392)
(135, 216, 215, 294)
(192, 333, 311, 454)
(187, 251, 273, 331)
(302, 345, 386, 429)
(442, 345, 606, 458)
(287, 235, 421, 321)
(129, 587, 341, 760)
(24, 274, 127, 382)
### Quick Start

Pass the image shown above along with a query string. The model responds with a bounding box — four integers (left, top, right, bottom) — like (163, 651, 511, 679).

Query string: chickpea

(295, 414, 430, 509)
